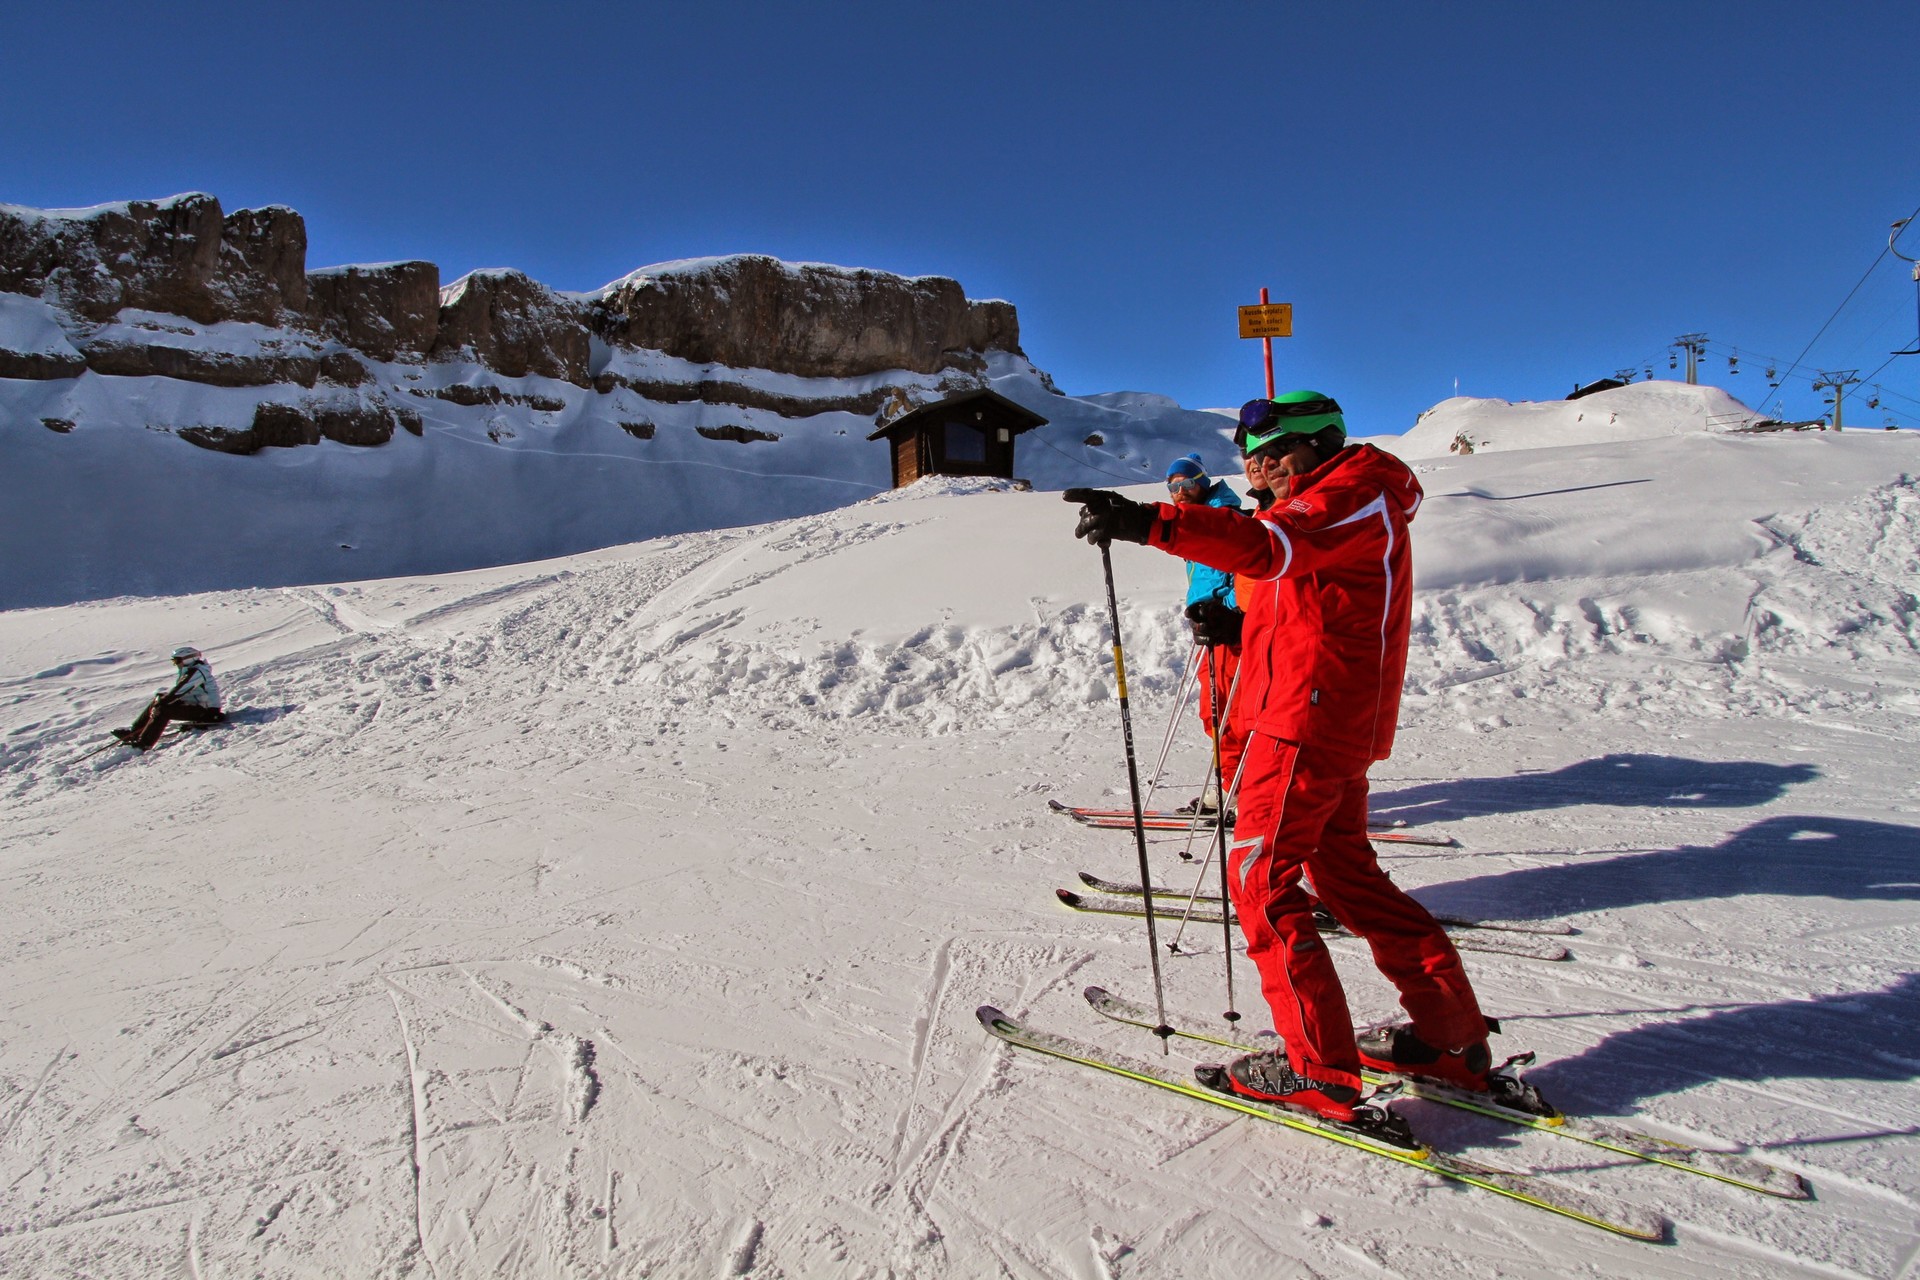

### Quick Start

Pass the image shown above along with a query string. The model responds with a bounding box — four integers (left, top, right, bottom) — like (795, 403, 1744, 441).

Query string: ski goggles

(1167, 474, 1207, 492)
(1238, 396, 1342, 434)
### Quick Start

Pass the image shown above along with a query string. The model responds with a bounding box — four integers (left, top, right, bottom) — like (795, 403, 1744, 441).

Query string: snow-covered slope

(1390, 380, 1769, 458)
(2, 414, 1918, 1276)
(0, 337, 1238, 609)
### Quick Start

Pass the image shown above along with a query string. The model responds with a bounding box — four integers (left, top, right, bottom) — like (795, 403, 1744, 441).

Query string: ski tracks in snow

(882, 933, 1095, 1274)
(384, 984, 438, 1279)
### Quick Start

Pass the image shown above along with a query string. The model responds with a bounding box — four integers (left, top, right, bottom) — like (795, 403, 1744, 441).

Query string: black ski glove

(1065, 488, 1155, 546)
(1185, 599, 1244, 648)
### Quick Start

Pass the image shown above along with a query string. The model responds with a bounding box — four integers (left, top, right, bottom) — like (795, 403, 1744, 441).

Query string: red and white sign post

(1237, 287, 1293, 398)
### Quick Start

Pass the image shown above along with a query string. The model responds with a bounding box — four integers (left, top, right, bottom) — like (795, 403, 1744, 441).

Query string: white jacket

(163, 659, 221, 709)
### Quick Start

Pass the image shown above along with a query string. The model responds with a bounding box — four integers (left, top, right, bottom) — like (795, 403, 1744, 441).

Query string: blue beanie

(1165, 452, 1207, 482)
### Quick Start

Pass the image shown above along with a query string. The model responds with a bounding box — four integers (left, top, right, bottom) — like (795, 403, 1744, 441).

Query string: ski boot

(1359, 1020, 1558, 1116)
(1357, 1022, 1493, 1091)
(1205, 1049, 1361, 1120)
(1195, 1050, 1418, 1147)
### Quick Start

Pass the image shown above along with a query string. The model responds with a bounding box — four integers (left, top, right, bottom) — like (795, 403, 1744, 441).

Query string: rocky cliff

(435, 268, 591, 385)
(587, 255, 1021, 380)
(0, 193, 1024, 423)
(0, 194, 306, 327)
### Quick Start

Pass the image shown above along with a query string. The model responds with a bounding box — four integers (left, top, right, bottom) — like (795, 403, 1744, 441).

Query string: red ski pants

(1227, 734, 1486, 1090)
(1196, 644, 1246, 800)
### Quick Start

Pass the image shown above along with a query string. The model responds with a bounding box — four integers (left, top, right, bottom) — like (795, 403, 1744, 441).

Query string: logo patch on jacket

(1287, 498, 1312, 515)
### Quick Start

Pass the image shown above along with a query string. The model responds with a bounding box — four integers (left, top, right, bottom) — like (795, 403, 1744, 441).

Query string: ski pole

(70, 739, 125, 764)
(1142, 643, 1201, 812)
(1164, 834, 1232, 954)
(1204, 646, 1240, 1023)
(1095, 541, 1173, 1049)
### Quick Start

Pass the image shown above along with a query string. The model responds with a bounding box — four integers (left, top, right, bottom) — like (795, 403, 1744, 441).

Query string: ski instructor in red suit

(1067, 390, 1494, 1123)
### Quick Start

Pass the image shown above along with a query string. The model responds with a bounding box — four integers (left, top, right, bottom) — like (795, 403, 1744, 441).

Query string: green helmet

(1237, 390, 1347, 455)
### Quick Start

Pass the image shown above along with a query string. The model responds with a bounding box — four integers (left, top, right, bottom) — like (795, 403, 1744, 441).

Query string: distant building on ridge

(1567, 377, 1629, 401)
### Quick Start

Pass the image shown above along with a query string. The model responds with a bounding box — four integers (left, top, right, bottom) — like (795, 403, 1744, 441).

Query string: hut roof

(867, 388, 1049, 441)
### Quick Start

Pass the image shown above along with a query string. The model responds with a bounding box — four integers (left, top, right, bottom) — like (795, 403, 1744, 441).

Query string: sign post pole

(1260, 287, 1274, 398)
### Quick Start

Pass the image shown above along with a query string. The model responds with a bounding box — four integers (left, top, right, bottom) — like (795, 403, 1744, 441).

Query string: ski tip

(1077, 871, 1100, 889)
(1055, 888, 1085, 908)
(1082, 984, 1110, 1003)
(1046, 798, 1069, 813)
(976, 1005, 1011, 1033)
(1740, 1169, 1813, 1200)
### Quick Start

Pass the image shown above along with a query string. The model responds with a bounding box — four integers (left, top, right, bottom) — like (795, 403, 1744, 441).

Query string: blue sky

(4, 2, 1916, 432)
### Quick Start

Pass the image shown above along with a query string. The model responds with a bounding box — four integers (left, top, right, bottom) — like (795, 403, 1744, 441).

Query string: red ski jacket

(1144, 443, 1422, 762)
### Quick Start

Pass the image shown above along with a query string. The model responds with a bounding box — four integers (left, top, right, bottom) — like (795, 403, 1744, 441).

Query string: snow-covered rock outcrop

(585, 254, 1021, 379)
(0, 193, 1242, 607)
(0, 193, 307, 326)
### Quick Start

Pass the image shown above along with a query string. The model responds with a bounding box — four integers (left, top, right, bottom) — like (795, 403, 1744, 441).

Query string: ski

(70, 721, 223, 765)
(1075, 871, 1577, 937)
(1083, 986, 1809, 1201)
(1054, 889, 1572, 962)
(1060, 809, 1456, 846)
(976, 1005, 1668, 1240)
(69, 739, 129, 764)
(1049, 797, 1409, 831)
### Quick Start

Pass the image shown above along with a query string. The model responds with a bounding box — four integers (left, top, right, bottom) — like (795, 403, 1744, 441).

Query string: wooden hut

(867, 388, 1048, 488)
(1567, 377, 1629, 401)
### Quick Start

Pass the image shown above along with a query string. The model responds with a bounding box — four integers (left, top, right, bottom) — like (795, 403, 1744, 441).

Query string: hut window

(945, 422, 989, 463)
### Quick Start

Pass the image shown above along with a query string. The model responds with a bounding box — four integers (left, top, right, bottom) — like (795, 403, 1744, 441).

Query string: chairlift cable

(1762, 198, 1920, 417)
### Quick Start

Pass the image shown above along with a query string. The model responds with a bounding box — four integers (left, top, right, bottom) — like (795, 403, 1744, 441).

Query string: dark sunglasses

(1167, 475, 1206, 490)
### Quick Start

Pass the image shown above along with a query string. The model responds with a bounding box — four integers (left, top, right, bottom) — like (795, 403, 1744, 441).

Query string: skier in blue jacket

(1166, 453, 1244, 813)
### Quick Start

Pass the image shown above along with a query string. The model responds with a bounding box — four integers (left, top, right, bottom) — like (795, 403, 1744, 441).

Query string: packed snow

(2, 385, 1919, 1278)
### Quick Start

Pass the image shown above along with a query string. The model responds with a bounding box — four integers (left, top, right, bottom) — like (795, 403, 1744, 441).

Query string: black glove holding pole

(1065, 488, 1156, 546)
(1185, 599, 1244, 648)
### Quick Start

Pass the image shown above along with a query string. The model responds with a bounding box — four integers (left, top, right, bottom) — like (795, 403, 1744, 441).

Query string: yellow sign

(1238, 303, 1293, 339)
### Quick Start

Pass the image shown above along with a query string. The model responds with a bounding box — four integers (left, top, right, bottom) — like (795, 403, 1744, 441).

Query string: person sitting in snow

(115, 646, 224, 750)
(1164, 452, 1245, 815)
(1068, 391, 1497, 1123)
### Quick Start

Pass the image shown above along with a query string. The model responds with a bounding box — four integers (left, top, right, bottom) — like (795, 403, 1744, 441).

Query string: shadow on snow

(1373, 753, 1818, 824)
(1411, 812, 1920, 923)
(1534, 972, 1920, 1116)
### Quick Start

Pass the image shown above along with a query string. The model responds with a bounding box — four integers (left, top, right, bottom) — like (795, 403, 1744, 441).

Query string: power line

(1762, 199, 1920, 417)
(1686, 323, 1915, 419)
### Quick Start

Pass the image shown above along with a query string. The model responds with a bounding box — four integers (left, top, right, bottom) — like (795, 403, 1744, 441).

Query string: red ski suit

(1144, 443, 1486, 1090)
(1196, 642, 1244, 798)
